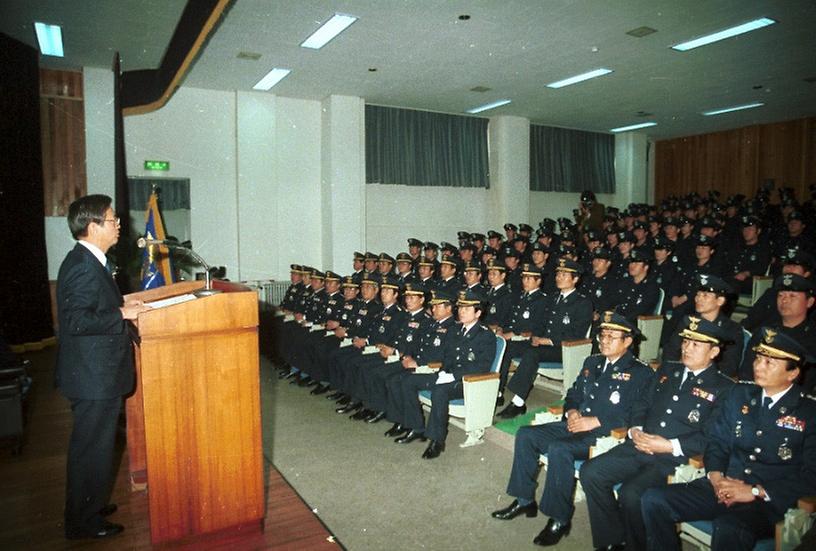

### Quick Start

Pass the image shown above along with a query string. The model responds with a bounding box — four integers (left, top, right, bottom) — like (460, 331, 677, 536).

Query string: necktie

(762, 396, 772, 410)
(679, 371, 691, 391)
(601, 360, 610, 374)
(556, 294, 563, 305)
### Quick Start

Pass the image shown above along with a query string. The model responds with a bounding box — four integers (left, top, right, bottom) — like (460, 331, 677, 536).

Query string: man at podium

(55, 195, 147, 540)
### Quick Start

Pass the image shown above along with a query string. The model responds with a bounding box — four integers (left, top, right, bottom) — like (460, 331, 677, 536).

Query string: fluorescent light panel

(466, 99, 511, 114)
(301, 14, 357, 49)
(546, 68, 613, 89)
(610, 122, 657, 133)
(34, 22, 64, 57)
(702, 102, 764, 116)
(252, 68, 291, 90)
(671, 17, 776, 51)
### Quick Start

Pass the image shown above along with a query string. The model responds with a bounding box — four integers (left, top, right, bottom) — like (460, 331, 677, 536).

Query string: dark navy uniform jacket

(705, 383, 816, 518)
(334, 297, 362, 325)
(304, 287, 328, 323)
(391, 309, 433, 357)
(582, 272, 620, 314)
(727, 239, 771, 278)
(503, 288, 548, 334)
(436, 276, 464, 296)
(564, 351, 655, 436)
(641, 361, 735, 464)
(615, 275, 660, 321)
(293, 285, 314, 315)
(322, 292, 346, 324)
(483, 284, 514, 327)
(280, 281, 305, 310)
(414, 316, 457, 365)
(536, 290, 593, 346)
(346, 299, 383, 339)
(365, 302, 407, 345)
(442, 323, 497, 380)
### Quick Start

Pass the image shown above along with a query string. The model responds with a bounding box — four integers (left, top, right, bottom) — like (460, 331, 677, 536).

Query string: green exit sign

(144, 160, 170, 171)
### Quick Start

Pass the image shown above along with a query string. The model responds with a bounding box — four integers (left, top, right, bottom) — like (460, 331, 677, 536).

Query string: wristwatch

(751, 485, 761, 499)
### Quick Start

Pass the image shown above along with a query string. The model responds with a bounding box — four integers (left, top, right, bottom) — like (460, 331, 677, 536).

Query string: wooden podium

(124, 280, 264, 544)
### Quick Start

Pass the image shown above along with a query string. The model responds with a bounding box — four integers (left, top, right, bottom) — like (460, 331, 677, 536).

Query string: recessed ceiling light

(301, 14, 357, 49)
(626, 26, 657, 38)
(702, 102, 764, 116)
(368, 67, 377, 72)
(546, 68, 613, 89)
(458, 15, 471, 21)
(466, 99, 511, 114)
(237, 51, 262, 60)
(610, 122, 657, 133)
(34, 22, 64, 57)
(252, 68, 291, 91)
(470, 86, 491, 93)
(671, 17, 776, 52)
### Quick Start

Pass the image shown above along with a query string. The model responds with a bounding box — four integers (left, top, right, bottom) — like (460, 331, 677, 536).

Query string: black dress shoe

(421, 440, 445, 459)
(497, 403, 527, 419)
(296, 375, 312, 387)
(366, 411, 386, 423)
(351, 408, 372, 420)
(336, 401, 361, 414)
(491, 499, 538, 520)
(395, 430, 427, 444)
(310, 384, 329, 395)
(496, 395, 505, 407)
(99, 503, 118, 517)
(384, 423, 404, 437)
(532, 518, 571, 546)
(594, 545, 625, 551)
(66, 521, 124, 540)
(306, 378, 320, 387)
(335, 394, 351, 405)
(327, 391, 343, 400)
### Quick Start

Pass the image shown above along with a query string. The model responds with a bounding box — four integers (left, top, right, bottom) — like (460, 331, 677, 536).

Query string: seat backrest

(741, 328, 752, 365)
(654, 288, 665, 315)
(490, 334, 507, 374)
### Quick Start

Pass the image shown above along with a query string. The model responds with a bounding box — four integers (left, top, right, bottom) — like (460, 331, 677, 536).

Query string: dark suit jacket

(55, 243, 133, 399)
(443, 323, 497, 380)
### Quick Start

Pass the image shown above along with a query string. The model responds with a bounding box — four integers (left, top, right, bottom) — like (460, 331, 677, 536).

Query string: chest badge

(609, 391, 620, 405)
(522, 310, 530, 319)
(688, 409, 701, 424)
(778, 439, 792, 461)
(563, 314, 570, 324)
(433, 337, 441, 347)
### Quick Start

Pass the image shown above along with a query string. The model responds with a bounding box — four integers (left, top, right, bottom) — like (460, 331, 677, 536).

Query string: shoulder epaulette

(737, 379, 756, 385)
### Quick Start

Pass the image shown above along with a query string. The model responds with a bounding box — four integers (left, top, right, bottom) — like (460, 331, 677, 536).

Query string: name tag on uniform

(408, 322, 420, 328)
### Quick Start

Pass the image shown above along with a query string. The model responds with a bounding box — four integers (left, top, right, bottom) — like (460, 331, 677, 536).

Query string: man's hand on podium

(121, 300, 149, 320)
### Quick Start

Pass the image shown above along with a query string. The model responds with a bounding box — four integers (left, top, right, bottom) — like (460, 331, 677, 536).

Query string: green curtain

(530, 125, 615, 193)
(366, 104, 489, 188)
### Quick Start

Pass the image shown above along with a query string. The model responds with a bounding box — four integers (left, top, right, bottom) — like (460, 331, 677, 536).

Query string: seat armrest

(637, 314, 662, 321)
(0, 366, 26, 380)
(463, 372, 499, 383)
(562, 338, 592, 347)
(689, 455, 705, 469)
(548, 404, 565, 415)
(610, 427, 628, 439)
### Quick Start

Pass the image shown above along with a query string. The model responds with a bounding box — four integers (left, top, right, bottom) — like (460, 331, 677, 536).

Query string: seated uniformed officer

(396, 288, 496, 459)
(491, 312, 654, 548)
(395, 252, 416, 285)
(483, 259, 514, 332)
(642, 329, 816, 551)
(498, 259, 593, 419)
(385, 289, 458, 439)
(661, 275, 743, 378)
(579, 317, 735, 551)
(615, 249, 660, 322)
(495, 264, 548, 400)
(724, 215, 772, 295)
(462, 260, 485, 293)
(738, 274, 816, 381)
(436, 256, 463, 294)
(742, 249, 814, 332)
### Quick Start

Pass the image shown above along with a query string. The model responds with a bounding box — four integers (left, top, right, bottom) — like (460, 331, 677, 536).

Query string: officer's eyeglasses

(596, 332, 625, 342)
(101, 217, 120, 226)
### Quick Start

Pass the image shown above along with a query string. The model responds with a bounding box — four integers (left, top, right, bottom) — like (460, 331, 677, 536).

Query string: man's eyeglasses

(101, 217, 121, 226)
(596, 332, 625, 342)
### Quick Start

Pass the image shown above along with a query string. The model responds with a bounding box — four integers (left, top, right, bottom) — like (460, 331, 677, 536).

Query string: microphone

(137, 237, 179, 248)
(135, 237, 220, 295)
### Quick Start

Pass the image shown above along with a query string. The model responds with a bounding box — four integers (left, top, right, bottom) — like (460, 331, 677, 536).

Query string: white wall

(365, 184, 491, 257)
(51, 74, 653, 282)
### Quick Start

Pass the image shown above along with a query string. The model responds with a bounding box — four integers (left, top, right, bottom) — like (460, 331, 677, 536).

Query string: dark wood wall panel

(655, 117, 815, 202)
(39, 68, 86, 216)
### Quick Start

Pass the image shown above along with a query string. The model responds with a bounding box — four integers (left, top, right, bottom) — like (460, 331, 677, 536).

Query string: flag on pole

(140, 191, 174, 289)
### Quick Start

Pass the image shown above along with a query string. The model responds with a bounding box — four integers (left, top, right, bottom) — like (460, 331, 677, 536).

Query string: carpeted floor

(261, 357, 597, 550)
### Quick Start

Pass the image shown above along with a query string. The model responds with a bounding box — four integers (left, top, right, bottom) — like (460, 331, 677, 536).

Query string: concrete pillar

(488, 115, 530, 228)
(321, 95, 366, 272)
(613, 132, 649, 209)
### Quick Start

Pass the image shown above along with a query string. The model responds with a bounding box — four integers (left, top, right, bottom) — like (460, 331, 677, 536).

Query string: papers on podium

(146, 293, 197, 309)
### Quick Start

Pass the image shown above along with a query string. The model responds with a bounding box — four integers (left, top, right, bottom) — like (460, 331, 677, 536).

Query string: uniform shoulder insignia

(737, 379, 756, 385)
(588, 353, 604, 358)
(804, 393, 816, 402)
(634, 358, 649, 366)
